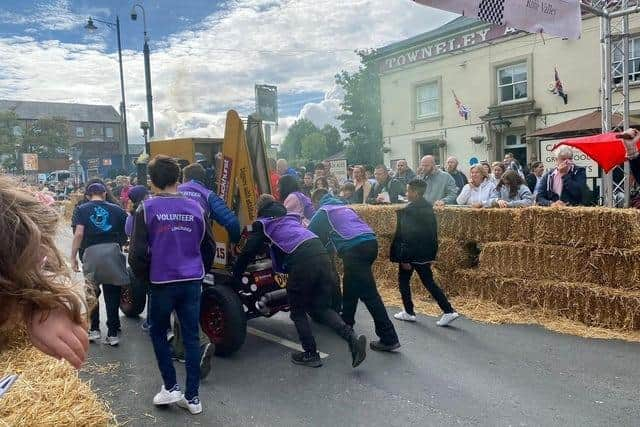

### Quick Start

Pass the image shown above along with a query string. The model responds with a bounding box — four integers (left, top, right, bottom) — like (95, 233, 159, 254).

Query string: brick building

(0, 99, 125, 174)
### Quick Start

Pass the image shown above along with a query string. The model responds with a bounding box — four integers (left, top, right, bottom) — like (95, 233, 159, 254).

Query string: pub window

(105, 127, 114, 138)
(613, 37, 640, 83)
(497, 62, 528, 103)
(76, 127, 84, 137)
(416, 81, 439, 119)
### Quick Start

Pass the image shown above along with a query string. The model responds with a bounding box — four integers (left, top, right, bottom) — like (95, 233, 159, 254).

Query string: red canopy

(552, 132, 631, 173)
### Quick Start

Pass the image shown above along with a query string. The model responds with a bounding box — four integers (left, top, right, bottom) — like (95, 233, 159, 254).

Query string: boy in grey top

(417, 156, 458, 206)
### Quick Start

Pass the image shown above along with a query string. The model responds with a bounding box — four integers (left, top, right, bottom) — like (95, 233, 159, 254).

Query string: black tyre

(200, 285, 247, 357)
(120, 272, 148, 318)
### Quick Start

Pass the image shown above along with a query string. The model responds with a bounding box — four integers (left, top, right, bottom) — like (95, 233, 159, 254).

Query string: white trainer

(393, 311, 417, 322)
(436, 312, 460, 326)
(88, 330, 101, 342)
(103, 335, 120, 346)
(153, 385, 183, 406)
(177, 396, 203, 415)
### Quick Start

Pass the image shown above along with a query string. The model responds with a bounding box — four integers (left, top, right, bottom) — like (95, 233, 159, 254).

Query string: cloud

(0, 1, 454, 146)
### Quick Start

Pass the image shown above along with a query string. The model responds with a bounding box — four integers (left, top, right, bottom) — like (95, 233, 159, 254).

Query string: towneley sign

(379, 25, 519, 73)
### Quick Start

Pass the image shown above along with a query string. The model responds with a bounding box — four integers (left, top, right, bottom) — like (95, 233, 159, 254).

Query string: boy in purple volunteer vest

(129, 155, 213, 415)
(172, 163, 240, 373)
(232, 194, 367, 368)
(309, 189, 401, 352)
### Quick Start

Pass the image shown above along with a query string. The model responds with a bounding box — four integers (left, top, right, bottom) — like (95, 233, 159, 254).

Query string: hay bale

(435, 239, 480, 271)
(478, 242, 597, 283)
(435, 207, 532, 243)
(352, 205, 400, 238)
(436, 269, 640, 330)
(589, 249, 640, 291)
(0, 335, 115, 426)
(528, 206, 640, 249)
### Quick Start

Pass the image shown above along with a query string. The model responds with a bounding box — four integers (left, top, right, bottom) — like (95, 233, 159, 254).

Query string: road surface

(58, 230, 639, 426)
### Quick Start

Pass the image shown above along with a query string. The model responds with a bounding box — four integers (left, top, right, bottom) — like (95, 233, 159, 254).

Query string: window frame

(497, 62, 529, 104)
(105, 127, 114, 138)
(75, 126, 84, 137)
(613, 36, 640, 84)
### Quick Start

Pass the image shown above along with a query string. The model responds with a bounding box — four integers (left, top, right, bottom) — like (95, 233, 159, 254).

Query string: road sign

(328, 159, 348, 184)
(255, 84, 278, 122)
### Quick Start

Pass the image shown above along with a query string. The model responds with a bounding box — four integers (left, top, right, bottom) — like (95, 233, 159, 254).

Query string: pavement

(58, 230, 640, 426)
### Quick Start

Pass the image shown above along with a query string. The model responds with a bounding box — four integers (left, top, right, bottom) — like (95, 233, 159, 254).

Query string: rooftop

(0, 100, 121, 123)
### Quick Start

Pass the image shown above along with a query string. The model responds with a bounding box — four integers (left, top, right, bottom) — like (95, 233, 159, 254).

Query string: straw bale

(435, 239, 480, 271)
(352, 205, 400, 237)
(436, 269, 640, 330)
(0, 334, 115, 426)
(527, 206, 640, 249)
(589, 249, 640, 291)
(478, 242, 597, 283)
(435, 207, 532, 243)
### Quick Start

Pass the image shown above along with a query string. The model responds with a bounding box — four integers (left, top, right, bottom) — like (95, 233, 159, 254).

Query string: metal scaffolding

(583, 0, 640, 206)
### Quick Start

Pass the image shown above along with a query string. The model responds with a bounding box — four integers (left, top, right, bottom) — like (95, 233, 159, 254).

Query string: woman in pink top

(278, 175, 316, 227)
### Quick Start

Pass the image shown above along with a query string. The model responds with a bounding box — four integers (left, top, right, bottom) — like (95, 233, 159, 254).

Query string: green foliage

(23, 116, 70, 157)
(321, 124, 343, 157)
(300, 132, 328, 161)
(335, 51, 383, 166)
(279, 118, 318, 161)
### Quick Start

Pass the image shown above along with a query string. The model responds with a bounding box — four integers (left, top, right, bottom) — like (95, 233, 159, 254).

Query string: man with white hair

(445, 156, 468, 196)
(535, 146, 588, 207)
(418, 155, 458, 207)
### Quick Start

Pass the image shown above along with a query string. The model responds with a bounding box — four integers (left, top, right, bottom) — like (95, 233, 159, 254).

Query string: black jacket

(536, 166, 588, 206)
(367, 177, 405, 204)
(525, 173, 538, 193)
(390, 198, 438, 263)
(232, 200, 325, 278)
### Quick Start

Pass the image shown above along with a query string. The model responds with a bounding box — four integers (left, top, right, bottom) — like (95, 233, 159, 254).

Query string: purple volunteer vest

(178, 180, 212, 218)
(257, 214, 317, 254)
(143, 196, 206, 284)
(319, 204, 374, 239)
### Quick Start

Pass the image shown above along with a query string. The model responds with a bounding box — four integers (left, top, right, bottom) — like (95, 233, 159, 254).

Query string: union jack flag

(553, 67, 568, 105)
(452, 90, 471, 120)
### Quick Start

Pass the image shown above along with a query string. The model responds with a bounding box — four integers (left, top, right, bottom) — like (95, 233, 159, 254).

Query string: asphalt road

(58, 231, 640, 426)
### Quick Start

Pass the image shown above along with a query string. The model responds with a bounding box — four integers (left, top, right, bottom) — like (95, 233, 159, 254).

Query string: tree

(321, 124, 343, 157)
(279, 118, 319, 161)
(335, 51, 383, 166)
(301, 132, 328, 161)
(22, 116, 70, 157)
(0, 111, 22, 170)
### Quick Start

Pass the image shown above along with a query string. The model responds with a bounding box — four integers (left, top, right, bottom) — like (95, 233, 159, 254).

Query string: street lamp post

(85, 16, 130, 172)
(131, 4, 155, 138)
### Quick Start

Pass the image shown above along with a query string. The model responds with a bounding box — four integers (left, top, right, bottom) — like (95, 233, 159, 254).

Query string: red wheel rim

(200, 302, 225, 344)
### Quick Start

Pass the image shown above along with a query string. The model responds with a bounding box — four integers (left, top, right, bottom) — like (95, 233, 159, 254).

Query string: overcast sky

(0, 0, 454, 145)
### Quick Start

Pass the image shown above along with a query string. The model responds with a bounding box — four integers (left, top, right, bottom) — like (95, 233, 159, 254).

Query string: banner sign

(22, 153, 38, 171)
(328, 159, 348, 184)
(540, 139, 598, 178)
(413, 0, 581, 40)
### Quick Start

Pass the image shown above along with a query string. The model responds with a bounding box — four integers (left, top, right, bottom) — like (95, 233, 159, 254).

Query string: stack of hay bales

(352, 205, 640, 332)
(0, 330, 114, 425)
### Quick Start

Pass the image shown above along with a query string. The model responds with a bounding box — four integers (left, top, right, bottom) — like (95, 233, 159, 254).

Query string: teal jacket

(308, 194, 376, 256)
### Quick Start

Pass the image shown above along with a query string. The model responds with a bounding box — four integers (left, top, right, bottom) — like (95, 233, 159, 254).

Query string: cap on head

(86, 183, 107, 195)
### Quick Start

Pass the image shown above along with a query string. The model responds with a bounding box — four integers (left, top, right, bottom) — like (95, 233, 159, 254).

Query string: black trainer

(349, 334, 367, 368)
(370, 340, 401, 352)
(291, 351, 322, 368)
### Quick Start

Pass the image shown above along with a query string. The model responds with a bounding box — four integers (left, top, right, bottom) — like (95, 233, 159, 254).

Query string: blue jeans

(149, 281, 202, 400)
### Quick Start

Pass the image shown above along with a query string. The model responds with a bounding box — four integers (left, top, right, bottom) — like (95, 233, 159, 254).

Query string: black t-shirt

(76, 200, 127, 252)
(353, 186, 364, 204)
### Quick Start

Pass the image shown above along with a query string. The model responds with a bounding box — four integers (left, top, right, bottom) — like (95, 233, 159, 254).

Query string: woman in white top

(456, 164, 496, 207)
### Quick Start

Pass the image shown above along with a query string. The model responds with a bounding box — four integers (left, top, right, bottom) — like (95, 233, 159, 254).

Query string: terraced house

(369, 14, 640, 182)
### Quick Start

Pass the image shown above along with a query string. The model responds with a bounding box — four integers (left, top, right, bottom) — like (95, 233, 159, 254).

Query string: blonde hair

(0, 175, 86, 336)
(470, 164, 489, 179)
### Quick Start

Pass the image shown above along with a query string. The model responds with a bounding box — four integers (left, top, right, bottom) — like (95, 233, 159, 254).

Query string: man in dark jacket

(390, 179, 459, 326)
(367, 165, 405, 204)
(526, 161, 545, 193)
(232, 194, 367, 368)
(536, 147, 588, 207)
(445, 156, 468, 196)
(309, 190, 400, 352)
